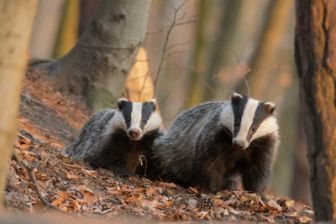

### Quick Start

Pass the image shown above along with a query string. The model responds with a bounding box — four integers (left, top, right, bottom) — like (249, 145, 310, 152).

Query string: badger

(152, 93, 279, 193)
(65, 98, 162, 177)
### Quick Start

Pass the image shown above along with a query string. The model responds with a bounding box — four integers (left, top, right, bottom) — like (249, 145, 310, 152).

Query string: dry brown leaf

(257, 214, 275, 223)
(145, 187, 157, 197)
(285, 199, 295, 208)
(228, 208, 241, 215)
(158, 182, 178, 189)
(266, 199, 283, 211)
(63, 162, 83, 169)
(51, 197, 65, 206)
(188, 186, 199, 194)
(299, 215, 312, 223)
(81, 190, 97, 204)
(82, 169, 97, 177)
(35, 172, 48, 181)
(66, 173, 79, 180)
(213, 198, 229, 209)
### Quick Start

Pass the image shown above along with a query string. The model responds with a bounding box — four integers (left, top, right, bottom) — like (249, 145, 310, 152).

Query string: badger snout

(127, 128, 143, 141)
(232, 139, 247, 150)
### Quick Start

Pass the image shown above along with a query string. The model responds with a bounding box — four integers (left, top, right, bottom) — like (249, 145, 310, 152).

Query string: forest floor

(5, 72, 314, 223)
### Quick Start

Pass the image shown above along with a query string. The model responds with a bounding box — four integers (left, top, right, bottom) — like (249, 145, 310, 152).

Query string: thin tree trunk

(295, 0, 336, 221)
(53, 0, 80, 58)
(29, 0, 65, 58)
(290, 107, 311, 205)
(203, 0, 242, 100)
(185, 0, 209, 107)
(31, 0, 152, 110)
(0, 0, 37, 207)
(239, 0, 292, 97)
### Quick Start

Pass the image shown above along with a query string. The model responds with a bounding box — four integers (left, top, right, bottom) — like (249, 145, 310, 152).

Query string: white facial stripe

(220, 104, 234, 133)
(103, 110, 126, 135)
(130, 102, 143, 129)
(234, 99, 259, 145)
(251, 116, 279, 141)
(144, 112, 162, 133)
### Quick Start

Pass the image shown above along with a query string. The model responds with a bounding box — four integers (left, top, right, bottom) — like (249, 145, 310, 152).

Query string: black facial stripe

(247, 103, 271, 141)
(231, 95, 248, 136)
(121, 101, 133, 129)
(141, 102, 154, 129)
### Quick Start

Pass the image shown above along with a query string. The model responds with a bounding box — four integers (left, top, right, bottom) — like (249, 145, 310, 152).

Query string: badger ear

(264, 102, 276, 114)
(117, 98, 128, 110)
(148, 99, 157, 111)
(231, 92, 243, 104)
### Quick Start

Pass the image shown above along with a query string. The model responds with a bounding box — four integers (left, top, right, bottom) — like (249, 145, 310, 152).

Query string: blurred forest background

(29, 0, 308, 204)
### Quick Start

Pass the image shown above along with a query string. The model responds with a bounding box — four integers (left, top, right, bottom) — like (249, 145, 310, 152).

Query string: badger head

(229, 93, 278, 150)
(117, 98, 161, 141)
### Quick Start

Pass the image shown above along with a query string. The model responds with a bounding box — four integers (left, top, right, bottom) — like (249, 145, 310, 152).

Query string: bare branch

(154, 0, 189, 95)
(12, 152, 65, 213)
(227, 49, 251, 96)
(138, 71, 150, 101)
(164, 50, 185, 61)
(146, 19, 197, 35)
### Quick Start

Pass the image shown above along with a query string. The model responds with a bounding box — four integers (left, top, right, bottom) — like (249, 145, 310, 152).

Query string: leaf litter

(5, 73, 314, 223)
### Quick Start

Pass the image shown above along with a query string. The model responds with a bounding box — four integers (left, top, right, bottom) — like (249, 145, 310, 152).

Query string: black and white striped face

(117, 98, 161, 141)
(230, 93, 278, 149)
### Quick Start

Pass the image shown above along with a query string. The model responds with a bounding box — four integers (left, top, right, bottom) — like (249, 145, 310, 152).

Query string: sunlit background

(29, 0, 309, 204)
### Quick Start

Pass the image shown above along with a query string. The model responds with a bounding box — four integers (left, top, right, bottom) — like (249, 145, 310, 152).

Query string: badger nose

(232, 139, 246, 149)
(128, 128, 142, 141)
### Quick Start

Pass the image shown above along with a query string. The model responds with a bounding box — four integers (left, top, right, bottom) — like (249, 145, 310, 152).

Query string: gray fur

(65, 109, 119, 161)
(152, 100, 279, 193)
(65, 101, 162, 177)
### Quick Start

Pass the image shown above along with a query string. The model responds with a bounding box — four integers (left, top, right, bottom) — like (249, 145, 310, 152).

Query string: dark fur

(65, 106, 162, 177)
(152, 101, 278, 193)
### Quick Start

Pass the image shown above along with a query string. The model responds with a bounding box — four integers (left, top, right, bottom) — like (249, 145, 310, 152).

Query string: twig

(12, 152, 65, 213)
(201, 78, 218, 97)
(154, 0, 189, 96)
(146, 19, 197, 35)
(227, 49, 251, 96)
(164, 50, 185, 60)
(138, 155, 148, 177)
(138, 71, 150, 101)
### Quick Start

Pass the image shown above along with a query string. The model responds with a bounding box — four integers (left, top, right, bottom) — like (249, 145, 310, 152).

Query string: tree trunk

(29, 0, 65, 58)
(203, 0, 242, 100)
(295, 0, 336, 221)
(0, 0, 37, 207)
(32, 0, 152, 110)
(185, 0, 209, 107)
(239, 0, 292, 97)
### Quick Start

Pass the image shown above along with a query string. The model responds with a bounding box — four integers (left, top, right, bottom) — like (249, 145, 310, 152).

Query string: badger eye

(251, 127, 256, 132)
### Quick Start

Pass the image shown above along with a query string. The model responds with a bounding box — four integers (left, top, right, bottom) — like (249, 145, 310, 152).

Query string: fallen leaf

(266, 199, 283, 211)
(66, 173, 79, 180)
(299, 215, 312, 223)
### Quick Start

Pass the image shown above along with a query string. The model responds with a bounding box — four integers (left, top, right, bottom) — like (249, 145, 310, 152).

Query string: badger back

(152, 101, 225, 180)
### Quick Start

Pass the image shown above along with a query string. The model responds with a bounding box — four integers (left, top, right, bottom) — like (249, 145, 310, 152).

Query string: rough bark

(295, 0, 336, 221)
(0, 0, 37, 206)
(31, 0, 152, 110)
(239, 0, 293, 97)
